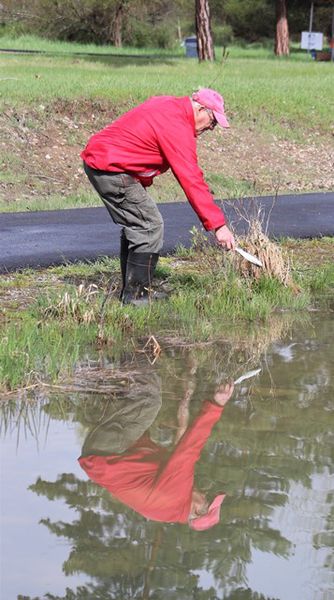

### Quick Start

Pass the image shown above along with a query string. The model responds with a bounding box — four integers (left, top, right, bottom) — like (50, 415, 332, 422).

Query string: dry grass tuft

(228, 193, 301, 292)
(42, 284, 99, 323)
(237, 220, 292, 285)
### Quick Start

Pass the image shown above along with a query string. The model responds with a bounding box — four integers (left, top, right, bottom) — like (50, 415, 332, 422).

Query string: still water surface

(1, 314, 333, 600)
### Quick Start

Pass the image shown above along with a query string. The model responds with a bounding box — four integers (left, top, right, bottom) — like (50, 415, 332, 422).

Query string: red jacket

(81, 96, 226, 231)
(79, 401, 224, 524)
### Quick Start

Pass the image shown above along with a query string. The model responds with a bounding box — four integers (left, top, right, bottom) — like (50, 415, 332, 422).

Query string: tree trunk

(113, 2, 124, 48)
(275, 0, 289, 56)
(195, 0, 215, 61)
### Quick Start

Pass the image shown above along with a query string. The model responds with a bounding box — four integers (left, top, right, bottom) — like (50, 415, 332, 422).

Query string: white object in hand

(235, 246, 263, 267)
(234, 368, 262, 385)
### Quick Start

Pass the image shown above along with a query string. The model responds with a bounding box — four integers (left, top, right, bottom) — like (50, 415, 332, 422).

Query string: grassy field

(1, 34, 333, 132)
(1, 35, 333, 213)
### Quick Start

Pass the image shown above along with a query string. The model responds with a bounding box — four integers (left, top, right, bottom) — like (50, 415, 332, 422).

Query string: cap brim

(188, 494, 226, 531)
(213, 111, 230, 129)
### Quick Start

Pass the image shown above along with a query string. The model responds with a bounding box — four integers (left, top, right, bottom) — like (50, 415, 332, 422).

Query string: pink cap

(188, 494, 226, 531)
(192, 88, 230, 128)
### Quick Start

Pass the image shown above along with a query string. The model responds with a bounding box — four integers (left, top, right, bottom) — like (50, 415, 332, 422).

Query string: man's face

(195, 107, 218, 136)
(189, 489, 209, 518)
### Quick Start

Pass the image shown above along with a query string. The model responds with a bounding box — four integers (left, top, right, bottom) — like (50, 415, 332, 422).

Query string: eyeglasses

(205, 108, 218, 129)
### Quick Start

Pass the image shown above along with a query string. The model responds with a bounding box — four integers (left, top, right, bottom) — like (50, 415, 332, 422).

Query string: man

(81, 88, 235, 306)
(79, 381, 234, 531)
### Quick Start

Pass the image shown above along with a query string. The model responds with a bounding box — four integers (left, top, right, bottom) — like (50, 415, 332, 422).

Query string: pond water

(1, 314, 333, 600)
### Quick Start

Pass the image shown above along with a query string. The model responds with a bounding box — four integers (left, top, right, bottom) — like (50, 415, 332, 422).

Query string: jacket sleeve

(153, 401, 224, 492)
(156, 119, 226, 231)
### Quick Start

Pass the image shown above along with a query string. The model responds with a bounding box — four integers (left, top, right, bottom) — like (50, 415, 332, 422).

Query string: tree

(223, 0, 275, 42)
(275, 0, 289, 56)
(195, 0, 215, 61)
(113, 1, 126, 47)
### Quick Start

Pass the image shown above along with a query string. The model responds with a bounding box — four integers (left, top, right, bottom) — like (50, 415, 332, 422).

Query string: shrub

(153, 25, 176, 49)
(212, 24, 234, 47)
(124, 19, 176, 49)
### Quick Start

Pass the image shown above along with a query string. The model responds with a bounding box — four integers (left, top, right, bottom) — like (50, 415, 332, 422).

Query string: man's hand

(213, 382, 234, 407)
(215, 224, 235, 251)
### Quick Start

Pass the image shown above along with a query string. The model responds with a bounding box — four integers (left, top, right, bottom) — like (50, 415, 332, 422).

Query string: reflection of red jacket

(79, 401, 224, 524)
(81, 95, 226, 231)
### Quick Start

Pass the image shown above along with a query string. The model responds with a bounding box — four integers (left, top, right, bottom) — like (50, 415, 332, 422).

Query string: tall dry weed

(237, 220, 292, 286)
(231, 198, 297, 290)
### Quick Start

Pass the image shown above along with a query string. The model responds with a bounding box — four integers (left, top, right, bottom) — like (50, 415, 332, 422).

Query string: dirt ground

(1, 99, 333, 209)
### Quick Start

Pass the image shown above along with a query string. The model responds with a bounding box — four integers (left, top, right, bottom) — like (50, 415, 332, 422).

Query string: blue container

(185, 36, 198, 58)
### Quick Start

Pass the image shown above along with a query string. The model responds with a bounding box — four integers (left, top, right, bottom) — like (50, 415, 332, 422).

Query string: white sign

(301, 31, 323, 51)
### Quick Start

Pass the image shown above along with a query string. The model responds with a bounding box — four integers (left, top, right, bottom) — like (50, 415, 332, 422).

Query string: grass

(0, 319, 97, 391)
(0, 35, 332, 134)
(0, 191, 98, 213)
(0, 33, 184, 56)
(0, 175, 255, 213)
(1, 35, 333, 213)
(1, 237, 334, 393)
(206, 172, 255, 199)
(0, 34, 332, 213)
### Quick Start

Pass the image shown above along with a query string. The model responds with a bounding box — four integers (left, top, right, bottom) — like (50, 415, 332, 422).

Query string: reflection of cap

(192, 88, 230, 128)
(188, 493, 226, 531)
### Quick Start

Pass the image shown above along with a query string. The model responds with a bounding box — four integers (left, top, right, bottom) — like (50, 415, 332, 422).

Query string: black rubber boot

(122, 251, 167, 306)
(119, 231, 129, 301)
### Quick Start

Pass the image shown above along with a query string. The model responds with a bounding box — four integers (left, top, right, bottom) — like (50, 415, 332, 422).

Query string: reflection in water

(79, 373, 234, 531)
(1, 315, 334, 599)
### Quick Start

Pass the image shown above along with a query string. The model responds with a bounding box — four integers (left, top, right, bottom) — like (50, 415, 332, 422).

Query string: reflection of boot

(119, 231, 129, 301)
(122, 251, 168, 306)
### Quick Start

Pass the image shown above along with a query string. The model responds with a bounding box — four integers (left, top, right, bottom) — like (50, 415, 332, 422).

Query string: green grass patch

(206, 172, 255, 199)
(1, 239, 333, 393)
(1, 35, 332, 136)
(299, 262, 334, 295)
(0, 170, 26, 185)
(0, 318, 98, 391)
(0, 191, 99, 213)
(0, 34, 184, 56)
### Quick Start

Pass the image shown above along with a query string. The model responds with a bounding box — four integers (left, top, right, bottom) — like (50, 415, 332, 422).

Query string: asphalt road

(0, 192, 333, 273)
